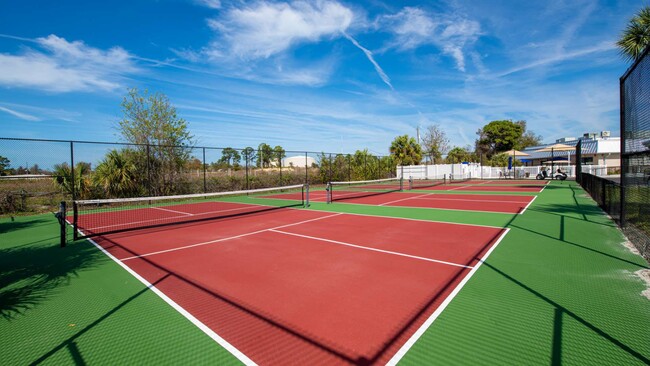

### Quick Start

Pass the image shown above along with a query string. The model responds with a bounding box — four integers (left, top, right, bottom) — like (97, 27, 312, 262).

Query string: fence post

(327, 153, 332, 182)
(245, 153, 249, 190)
(70, 141, 76, 201)
(305, 152, 308, 184)
(202, 147, 207, 193)
(348, 154, 352, 182)
(146, 144, 152, 196)
(619, 76, 626, 227)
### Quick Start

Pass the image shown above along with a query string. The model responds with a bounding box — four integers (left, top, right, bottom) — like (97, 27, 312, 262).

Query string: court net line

(87, 204, 266, 231)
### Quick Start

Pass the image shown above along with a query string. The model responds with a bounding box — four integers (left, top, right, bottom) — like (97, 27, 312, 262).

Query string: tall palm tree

(93, 149, 140, 198)
(617, 6, 650, 62)
(390, 135, 423, 166)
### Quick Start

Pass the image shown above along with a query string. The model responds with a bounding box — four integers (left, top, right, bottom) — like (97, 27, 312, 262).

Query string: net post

(73, 202, 79, 241)
(58, 201, 67, 248)
(399, 177, 404, 191)
(326, 183, 332, 204)
(409, 176, 413, 190)
(304, 184, 310, 207)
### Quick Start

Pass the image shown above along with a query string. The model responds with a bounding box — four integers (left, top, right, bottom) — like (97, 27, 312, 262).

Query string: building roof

(519, 137, 619, 160)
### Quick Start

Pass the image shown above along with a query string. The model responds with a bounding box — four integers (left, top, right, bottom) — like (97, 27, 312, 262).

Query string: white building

(520, 131, 620, 168)
(282, 155, 317, 168)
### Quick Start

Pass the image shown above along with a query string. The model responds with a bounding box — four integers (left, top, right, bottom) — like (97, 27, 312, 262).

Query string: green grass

(1, 181, 649, 365)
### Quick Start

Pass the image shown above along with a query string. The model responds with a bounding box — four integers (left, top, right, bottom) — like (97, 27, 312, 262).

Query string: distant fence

(0, 137, 395, 216)
(398, 163, 613, 180)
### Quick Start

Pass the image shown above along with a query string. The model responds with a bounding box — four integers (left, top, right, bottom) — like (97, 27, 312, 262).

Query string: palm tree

(93, 149, 140, 198)
(52, 162, 92, 199)
(617, 6, 650, 62)
(389, 135, 423, 166)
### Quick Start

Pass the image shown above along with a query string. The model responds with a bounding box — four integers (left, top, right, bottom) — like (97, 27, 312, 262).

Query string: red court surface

(426, 184, 544, 192)
(79, 205, 507, 365)
(263, 191, 535, 214)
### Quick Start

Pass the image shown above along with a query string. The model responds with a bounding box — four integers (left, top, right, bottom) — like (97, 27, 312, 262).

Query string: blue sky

(0, 0, 641, 155)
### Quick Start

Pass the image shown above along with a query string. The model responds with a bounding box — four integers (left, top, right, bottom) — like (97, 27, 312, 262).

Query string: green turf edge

(0, 214, 242, 365)
(396, 181, 650, 365)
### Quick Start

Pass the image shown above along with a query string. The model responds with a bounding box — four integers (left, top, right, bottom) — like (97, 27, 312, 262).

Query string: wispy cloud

(377, 7, 481, 72)
(195, 0, 221, 9)
(494, 41, 616, 78)
(0, 105, 40, 121)
(0, 34, 138, 92)
(342, 33, 393, 89)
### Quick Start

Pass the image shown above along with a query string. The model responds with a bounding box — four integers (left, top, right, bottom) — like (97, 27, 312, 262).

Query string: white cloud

(0, 34, 138, 92)
(195, 0, 221, 9)
(0, 105, 40, 121)
(378, 7, 481, 72)
(207, 1, 353, 60)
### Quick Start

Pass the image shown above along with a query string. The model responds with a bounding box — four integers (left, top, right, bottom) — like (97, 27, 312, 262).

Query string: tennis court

(69, 187, 507, 364)
(4, 180, 650, 365)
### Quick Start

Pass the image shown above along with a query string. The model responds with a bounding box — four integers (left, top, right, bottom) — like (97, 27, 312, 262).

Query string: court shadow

(483, 262, 650, 365)
(0, 217, 53, 235)
(0, 241, 103, 320)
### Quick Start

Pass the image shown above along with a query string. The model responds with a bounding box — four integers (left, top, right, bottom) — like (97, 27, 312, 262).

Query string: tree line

(387, 119, 543, 167)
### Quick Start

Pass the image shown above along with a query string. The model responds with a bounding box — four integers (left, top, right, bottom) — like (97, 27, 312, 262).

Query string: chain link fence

(579, 47, 650, 261)
(0, 137, 396, 217)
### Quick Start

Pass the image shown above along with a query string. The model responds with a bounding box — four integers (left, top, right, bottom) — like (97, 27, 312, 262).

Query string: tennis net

(70, 184, 308, 240)
(326, 177, 402, 203)
(409, 175, 446, 190)
(449, 173, 471, 184)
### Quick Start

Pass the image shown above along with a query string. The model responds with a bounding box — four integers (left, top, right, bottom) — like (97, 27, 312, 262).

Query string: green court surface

(1, 181, 649, 365)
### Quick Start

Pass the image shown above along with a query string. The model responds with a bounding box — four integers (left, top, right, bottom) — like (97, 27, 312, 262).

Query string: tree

(118, 88, 194, 195)
(475, 120, 524, 157)
(52, 162, 92, 199)
(446, 147, 472, 164)
(242, 147, 256, 166)
(617, 6, 650, 62)
(514, 120, 543, 149)
(220, 147, 241, 167)
(350, 149, 380, 180)
(421, 124, 450, 164)
(257, 143, 273, 168)
(0, 156, 10, 176)
(93, 149, 140, 198)
(273, 146, 286, 167)
(389, 135, 422, 165)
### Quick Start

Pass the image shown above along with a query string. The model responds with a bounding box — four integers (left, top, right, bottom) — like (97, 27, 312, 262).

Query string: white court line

(88, 205, 265, 231)
(269, 229, 473, 269)
(519, 195, 538, 214)
(378, 192, 433, 206)
(386, 228, 511, 365)
(447, 185, 470, 191)
(152, 206, 193, 216)
(413, 197, 532, 204)
(121, 213, 344, 261)
(78, 231, 257, 366)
